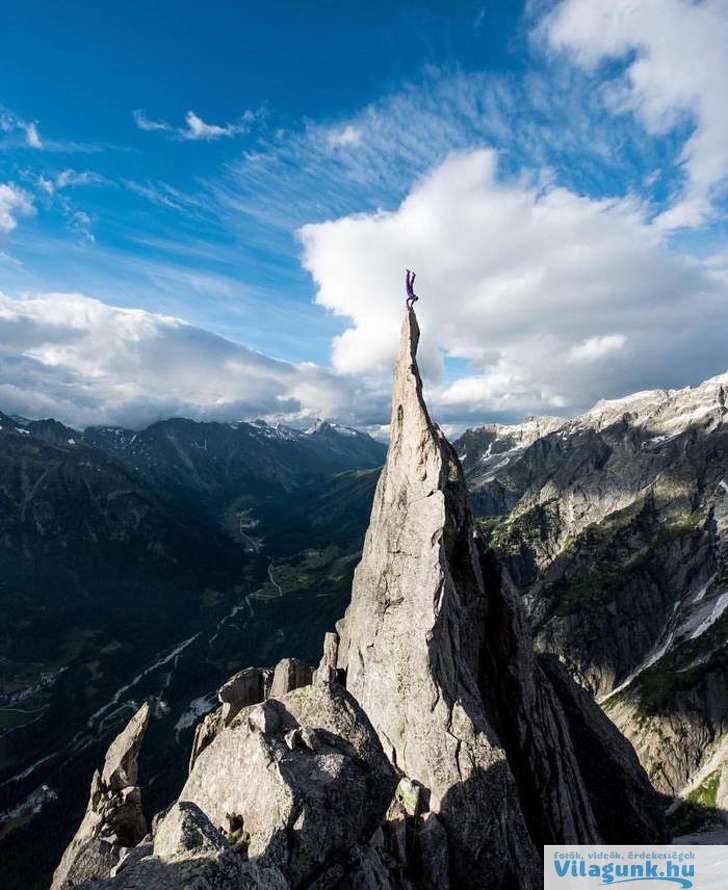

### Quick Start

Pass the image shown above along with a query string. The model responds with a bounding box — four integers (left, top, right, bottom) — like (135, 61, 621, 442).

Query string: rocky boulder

(174, 681, 397, 886)
(84, 801, 290, 890)
(189, 666, 274, 771)
(51, 703, 150, 890)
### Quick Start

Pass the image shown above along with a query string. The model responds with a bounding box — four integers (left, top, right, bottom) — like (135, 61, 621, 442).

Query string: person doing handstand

(405, 269, 419, 310)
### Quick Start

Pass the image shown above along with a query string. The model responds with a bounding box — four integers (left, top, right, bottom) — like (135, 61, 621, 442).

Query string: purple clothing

(405, 269, 419, 307)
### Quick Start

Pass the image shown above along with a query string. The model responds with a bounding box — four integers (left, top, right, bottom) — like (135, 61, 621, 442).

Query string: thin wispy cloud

(217, 64, 667, 239)
(133, 108, 257, 141)
(327, 125, 362, 149)
(0, 183, 35, 232)
(133, 109, 171, 132)
(0, 109, 43, 148)
(37, 168, 107, 196)
(122, 178, 209, 215)
(70, 210, 94, 243)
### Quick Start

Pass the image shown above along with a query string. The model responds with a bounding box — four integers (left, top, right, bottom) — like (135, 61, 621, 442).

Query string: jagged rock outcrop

(51, 704, 150, 889)
(178, 682, 396, 885)
(189, 709, 225, 774)
(219, 667, 273, 723)
(189, 666, 272, 771)
(269, 657, 314, 698)
(84, 682, 398, 889)
(335, 310, 649, 887)
(86, 802, 289, 890)
(313, 631, 339, 684)
(189, 662, 307, 772)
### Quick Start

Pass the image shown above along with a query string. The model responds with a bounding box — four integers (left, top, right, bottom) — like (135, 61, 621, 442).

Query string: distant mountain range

(0, 411, 384, 890)
(453, 372, 728, 832)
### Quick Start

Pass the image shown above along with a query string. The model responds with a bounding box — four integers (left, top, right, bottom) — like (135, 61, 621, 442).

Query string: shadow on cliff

(435, 761, 539, 890)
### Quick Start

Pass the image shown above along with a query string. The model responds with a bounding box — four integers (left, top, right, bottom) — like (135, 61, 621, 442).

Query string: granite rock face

(539, 653, 669, 843)
(51, 703, 150, 889)
(269, 657, 314, 699)
(335, 311, 614, 887)
(86, 802, 289, 890)
(178, 682, 396, 886)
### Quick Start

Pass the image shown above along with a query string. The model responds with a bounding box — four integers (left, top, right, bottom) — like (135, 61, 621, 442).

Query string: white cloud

(0, 292, 379, 430)
(542, 0, 728, 228)
(133, 109, 171, 132)
(134, 108, 255, 141)
(300, 148, 728, 421)
(327, 125, 362, 149)
(0, 110, 43, 148)
(37, 168, 106, 196)
(0, 183, 35, 232)
(23, 121, 42, 149)
(181, 110, 251, 141)
(567, 334, 626, 363)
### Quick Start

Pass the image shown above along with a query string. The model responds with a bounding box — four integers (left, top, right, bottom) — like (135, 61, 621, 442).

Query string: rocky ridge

(51, 704, 151, 890)
(83, 416, 385, 507)
(455, 371, 728, 813)
(52, 309, 667, 889)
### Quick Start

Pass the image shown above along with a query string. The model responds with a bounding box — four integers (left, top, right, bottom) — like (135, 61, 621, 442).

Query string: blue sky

(1, 0, 728, 434)
(1, 0, 526, 357)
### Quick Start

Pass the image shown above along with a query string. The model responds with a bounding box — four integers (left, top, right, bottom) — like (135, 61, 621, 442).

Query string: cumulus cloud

(133, 108, 255, 141)
(0, 183, 35, 232)
(542, 0, 728, 228)
(0, 292, 381, 430)
(300, 148, 728, 422)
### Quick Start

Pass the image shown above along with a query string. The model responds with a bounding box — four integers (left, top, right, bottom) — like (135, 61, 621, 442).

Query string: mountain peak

(333, 306, 666, 883)
(336, 307, 582, 886)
